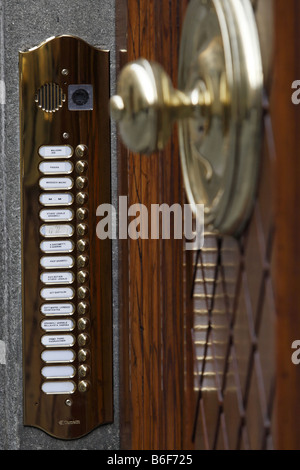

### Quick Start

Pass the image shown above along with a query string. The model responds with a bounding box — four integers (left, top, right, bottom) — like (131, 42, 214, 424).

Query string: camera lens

(72, 89, 89, 106)
(68, 84, 93, 111)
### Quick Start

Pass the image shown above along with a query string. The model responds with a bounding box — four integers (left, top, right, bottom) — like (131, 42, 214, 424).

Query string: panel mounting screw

(61, 68, 69, 76)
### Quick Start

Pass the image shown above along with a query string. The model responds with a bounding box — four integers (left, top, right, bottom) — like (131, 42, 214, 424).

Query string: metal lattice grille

(188, 87, 276, 449)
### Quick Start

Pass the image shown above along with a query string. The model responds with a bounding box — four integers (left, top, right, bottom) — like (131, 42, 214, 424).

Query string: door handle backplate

(111, 0, 263, 236)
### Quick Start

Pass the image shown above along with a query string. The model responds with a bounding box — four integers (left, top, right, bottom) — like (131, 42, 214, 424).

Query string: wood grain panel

(273, 0, 300, 450)
(117, 0, 189, 450)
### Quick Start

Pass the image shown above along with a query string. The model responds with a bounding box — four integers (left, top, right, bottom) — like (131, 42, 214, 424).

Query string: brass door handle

(110, 59, 211, 154)
(111, 0, 263, 236)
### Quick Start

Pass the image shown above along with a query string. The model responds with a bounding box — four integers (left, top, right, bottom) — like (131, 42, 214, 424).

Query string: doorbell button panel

(20, 35, 113, 440)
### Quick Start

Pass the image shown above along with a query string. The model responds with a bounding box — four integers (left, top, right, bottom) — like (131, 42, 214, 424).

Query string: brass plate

(20, 35, 113, 439)
(178, 0, 263, 235)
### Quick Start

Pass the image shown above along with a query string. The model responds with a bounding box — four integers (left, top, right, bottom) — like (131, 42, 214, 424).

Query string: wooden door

(116, 0, 300, 450)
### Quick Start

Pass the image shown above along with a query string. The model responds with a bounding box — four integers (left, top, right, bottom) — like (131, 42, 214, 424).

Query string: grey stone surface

(0, 0, 119, 450)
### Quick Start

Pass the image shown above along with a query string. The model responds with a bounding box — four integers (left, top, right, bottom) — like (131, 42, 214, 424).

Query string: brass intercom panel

(20, 35, 113, 439)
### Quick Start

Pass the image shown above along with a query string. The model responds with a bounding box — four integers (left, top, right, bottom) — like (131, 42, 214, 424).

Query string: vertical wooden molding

(273, 0, 300, 450)
(117, 0, 189, 450)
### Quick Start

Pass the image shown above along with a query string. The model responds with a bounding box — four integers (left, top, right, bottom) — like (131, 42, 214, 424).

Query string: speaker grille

(35, 83, 66, 113)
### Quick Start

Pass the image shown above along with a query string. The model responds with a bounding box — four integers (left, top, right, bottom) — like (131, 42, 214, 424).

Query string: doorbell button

(77, 286, 90, 300)
(76, 207, 89, 221)
(75, 144, 88, 158)
(78, 348, 90, 362)
(77, 239, 89, 252)
(77, 224, 88, 236)
(76, 192, 88, 205)
(77, 301, 90, 315)
(75, 176, 88, 189)
(75, 160, 88, 174)
(77, 255, 89, 268)
(78, 380, 90, 393)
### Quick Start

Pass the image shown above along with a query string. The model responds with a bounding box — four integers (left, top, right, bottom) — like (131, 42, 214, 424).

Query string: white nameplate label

(41, 319, 75, 331)
(39, 145, 73, 159)
(39, 209, 73, 222)
(39, 161, 73, 174)
(39, 177, 73, 190)
(41, 381, 76, 394)
(40, 256, 74, 269)
(40, 287, 74, 300)
(40, 240, 74, 253)
(40, 271, 74, 284)
(41, 334, 75, 348)
(40, 224, 74, 238)
(41, 349, 75, 363)
(41, 365, 75, 379)
(40, 303, 75, 316)
(39, 193, 74, 206)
